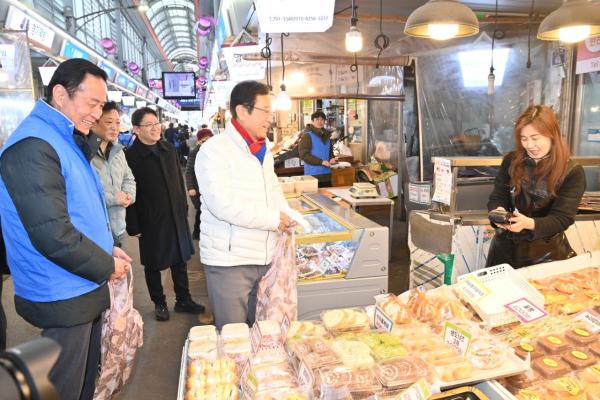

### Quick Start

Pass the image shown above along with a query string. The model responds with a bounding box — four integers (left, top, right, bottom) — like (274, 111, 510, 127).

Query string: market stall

(177, 252, 600, 399)
(408, 156, 600, 289)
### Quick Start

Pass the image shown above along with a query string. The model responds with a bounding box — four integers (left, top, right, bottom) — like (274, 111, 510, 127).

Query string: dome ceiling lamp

(404, 0, 479, 41)
(537, 0, 600, 43)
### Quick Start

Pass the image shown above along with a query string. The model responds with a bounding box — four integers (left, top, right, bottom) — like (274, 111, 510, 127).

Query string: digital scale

(349, 182, 379, 199)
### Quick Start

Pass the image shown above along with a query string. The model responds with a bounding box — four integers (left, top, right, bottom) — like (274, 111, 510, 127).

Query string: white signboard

(211, 80, 238, 107)
(432, 158, 453, 205)
(221, 43, 265, 82)
(5, 6, 56, 50)
(255, 0, 335, 33)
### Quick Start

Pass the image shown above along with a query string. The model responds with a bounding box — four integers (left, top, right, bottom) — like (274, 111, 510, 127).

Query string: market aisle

(1, 197, 408, 399)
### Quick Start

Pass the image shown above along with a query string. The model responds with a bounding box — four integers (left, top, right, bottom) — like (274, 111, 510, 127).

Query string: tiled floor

(2, 200, 410, 399)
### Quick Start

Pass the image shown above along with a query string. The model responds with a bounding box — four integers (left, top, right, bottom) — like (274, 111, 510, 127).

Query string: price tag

(573, 310, 600, 333)
(250, 324, 262, 354)
(455, 276, 491, 305)
(374, 305, 394, 332)
(554, 377, 581, 395)
(505, 298, 548, 324)
(396, 378, 432, 400)
(280, 314, 291, 339)
(516, 389, 543, 400)
(443, 322, 473, 356)
(297, 360, 314, 393)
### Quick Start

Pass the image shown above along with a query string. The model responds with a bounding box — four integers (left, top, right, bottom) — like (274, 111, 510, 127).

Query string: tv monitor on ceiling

(162, 72, 196, 99)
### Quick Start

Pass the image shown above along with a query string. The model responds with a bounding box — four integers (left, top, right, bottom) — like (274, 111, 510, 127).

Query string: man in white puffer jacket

(195, 81, 294, 329)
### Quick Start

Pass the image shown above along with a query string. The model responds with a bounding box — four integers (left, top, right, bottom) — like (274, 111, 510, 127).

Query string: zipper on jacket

(228, 223, 232, 251)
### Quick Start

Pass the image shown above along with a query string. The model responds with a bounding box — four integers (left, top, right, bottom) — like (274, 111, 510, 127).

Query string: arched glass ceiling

(146, 0, 197, 63)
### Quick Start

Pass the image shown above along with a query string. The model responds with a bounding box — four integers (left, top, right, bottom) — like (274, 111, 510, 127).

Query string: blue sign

(62, 41, 90, 60)
(116, 73, 129, 88)
(97, 61, 116, 81)
(127, 80, 137, 92)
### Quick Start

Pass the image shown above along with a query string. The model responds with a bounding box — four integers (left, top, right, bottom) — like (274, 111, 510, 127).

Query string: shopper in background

(0, 58, 131, 400)
(125, 107, 205, 321)
(196, 80, 294, 329)
(164, 122, 179, 145)
(487, 105, 586, 268)
(185, 128, 213, 240)
(91, 101, 137, 247)
(299, 110, 337, 187)
(197, 124, 213, 141)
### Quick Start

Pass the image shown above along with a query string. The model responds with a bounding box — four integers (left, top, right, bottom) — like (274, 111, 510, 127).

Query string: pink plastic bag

(255, 232, 298, 323)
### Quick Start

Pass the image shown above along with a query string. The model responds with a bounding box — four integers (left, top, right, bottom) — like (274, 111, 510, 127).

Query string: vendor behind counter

(299, 111, 337, 187)
(486, 105, 586, 269)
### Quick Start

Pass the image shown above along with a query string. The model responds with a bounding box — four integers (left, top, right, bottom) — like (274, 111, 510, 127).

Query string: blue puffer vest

(0, 100, 113, 302)
(303, 130, 331, 176)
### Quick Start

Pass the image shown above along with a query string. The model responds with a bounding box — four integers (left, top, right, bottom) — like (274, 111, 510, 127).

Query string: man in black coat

(125, 107, 205, 321)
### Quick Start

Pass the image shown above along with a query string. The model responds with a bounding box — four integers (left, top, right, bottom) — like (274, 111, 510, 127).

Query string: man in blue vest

(0, 59, 131, 400)
(298, 110, 337, 187)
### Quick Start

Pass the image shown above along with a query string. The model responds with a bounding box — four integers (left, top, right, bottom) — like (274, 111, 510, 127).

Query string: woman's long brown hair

(508, 105, 570, 196)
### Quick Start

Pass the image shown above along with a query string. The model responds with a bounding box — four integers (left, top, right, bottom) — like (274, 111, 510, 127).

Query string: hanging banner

(576, 35, 600, 75)
(5, 5, 56, 50)
(255, 0, 335, 33)
(221, 43, 265, 82)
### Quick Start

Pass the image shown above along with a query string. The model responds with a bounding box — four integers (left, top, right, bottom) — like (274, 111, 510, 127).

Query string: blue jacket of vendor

(304, 130, 331, 176)
(0, 100, 113, 302)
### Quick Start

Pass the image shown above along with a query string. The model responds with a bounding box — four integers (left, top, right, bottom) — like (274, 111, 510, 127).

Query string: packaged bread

(330, 338, 374, 368)
(578, 364, 600, 399)
(254, 320, 283, 349)
(562, 349, 597, 370)
(221, 323, 249, 343)
(188, 325, 217, 341)
(188, 339, 218, 360)
(538, 334, 570, 354)
(321, 308, 370, 334)
(185, 358, 239, 400)
(373, 357, 437, 388)
(434, 356, 473, 382)
(532, 356, 571, 379)
(565, 327, 598, 346)
(286, 320, 327, 339)
(467, 337, 507, 370)
(378, 295, 413, 325)
(591, 341, 600, 357)
(407, 290, 440, 325)
(504, 370, 543, 390)
(514, 388, 550, 400)
(542, 376, 587, 400)
(514, 341, 544, 360)
(319, 365, 382, 394)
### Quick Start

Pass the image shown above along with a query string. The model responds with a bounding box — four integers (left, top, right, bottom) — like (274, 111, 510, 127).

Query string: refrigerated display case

(289, 193, 389, 320)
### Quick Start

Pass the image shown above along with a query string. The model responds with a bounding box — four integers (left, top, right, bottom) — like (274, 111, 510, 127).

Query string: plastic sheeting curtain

(416, 30, 556, 180)
(0, 30, 35, 148)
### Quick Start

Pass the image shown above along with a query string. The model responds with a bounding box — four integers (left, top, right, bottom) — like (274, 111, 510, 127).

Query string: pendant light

(538, 0, 600, 43)
(345, 0, 363, 52)
(277, 33, 291, 111)
(404, 0, 479, 40)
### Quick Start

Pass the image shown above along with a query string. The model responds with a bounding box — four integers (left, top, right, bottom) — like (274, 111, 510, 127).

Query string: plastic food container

(291, 175, 318, 193)
(514, 341, 544, 360)
(532, 356, 571, 379)
(278, 177, 295, 193)
(321, 308, 371, 334)
(373, 357, 436, 389)
(188, 325, 217, 341)
(565, 328, 598, 346)
(538, 334, 570, 354)
(561, 349, 597, 370)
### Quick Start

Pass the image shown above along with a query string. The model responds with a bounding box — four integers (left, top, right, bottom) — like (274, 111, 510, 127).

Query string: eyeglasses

(137, 122, 161, 128)
(248, 105, 273, 116)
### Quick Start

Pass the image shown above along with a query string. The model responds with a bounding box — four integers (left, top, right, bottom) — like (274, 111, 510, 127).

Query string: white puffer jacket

(195, 122, 289, 266)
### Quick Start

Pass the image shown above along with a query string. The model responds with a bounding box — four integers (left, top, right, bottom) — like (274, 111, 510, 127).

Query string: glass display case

(289, 193, 389, 320)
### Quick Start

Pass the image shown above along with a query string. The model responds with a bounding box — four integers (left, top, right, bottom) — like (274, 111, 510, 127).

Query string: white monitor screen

(107, 90, 122, 102)
(135, 100, 147, 108)
(162, 72, 196, 99)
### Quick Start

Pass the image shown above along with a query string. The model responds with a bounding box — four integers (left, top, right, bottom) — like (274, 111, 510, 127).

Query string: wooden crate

(331, 167, 356, 187)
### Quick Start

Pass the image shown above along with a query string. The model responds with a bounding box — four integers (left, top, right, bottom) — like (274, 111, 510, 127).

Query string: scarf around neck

(232, 118, 266, 164)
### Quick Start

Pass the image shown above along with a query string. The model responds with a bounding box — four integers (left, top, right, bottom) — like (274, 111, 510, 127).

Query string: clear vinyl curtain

(416, 30, 558, 180)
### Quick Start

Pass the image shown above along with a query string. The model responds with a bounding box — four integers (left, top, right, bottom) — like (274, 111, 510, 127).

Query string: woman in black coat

(487, 105, 586, 269)
(125, 108, 204, 321)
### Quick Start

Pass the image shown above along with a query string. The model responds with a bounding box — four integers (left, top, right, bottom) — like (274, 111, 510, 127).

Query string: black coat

(125, 139, 194, 270)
